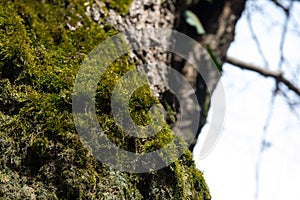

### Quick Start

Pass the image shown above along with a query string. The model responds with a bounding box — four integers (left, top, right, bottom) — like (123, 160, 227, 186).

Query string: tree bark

(0, 0, 247, 199)
(175, 0, 247, 150)
(107, 0, 246, 151)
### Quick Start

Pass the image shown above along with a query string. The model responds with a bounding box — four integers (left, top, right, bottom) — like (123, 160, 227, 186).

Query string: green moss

(108, 0, 132, 14)
(0, 0, 210, 199)
(129, 84, 159, 126)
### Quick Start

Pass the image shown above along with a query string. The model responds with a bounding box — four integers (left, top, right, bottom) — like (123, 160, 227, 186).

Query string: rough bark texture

(104, 0, 246, 150)
(0, 0, 245, 199)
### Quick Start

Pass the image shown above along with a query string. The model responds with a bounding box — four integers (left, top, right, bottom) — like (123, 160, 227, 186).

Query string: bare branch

(245, 7, 269, 68)
(225, 56, 300, 97)
(277, 1, 293, 70)
(271, 0, 290, 15)
(255, 92, 276, 200)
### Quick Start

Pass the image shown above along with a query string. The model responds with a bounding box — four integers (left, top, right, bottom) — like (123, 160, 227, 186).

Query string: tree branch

(225, 56, 300, 97)
(276, 0, 293, 70)
(245, 7, 269, 68)
(271, 0, 289, 15)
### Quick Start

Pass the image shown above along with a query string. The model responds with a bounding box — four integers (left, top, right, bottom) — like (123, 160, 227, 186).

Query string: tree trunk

(104, 0, 246, 198)
(0, 0, 246, 199)
(107, 0, 246, 151)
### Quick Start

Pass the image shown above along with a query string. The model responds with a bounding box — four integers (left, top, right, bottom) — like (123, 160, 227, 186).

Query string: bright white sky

(194, 1, 300, 200)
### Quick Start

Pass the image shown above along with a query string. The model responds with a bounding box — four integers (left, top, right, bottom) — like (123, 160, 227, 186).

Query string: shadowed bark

(171, 0, 246, 151)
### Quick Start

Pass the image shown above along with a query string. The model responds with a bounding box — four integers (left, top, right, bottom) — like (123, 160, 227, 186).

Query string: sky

(194, 1, 300, 200)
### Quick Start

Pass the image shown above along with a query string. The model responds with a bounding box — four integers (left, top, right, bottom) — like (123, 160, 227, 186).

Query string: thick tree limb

(225, 56, 300, 97)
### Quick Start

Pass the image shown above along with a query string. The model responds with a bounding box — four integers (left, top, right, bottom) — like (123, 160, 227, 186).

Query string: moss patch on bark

(0, 0, 211, 199)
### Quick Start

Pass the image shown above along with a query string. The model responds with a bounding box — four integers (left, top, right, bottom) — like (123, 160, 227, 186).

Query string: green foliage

(0, 0, 210, 199)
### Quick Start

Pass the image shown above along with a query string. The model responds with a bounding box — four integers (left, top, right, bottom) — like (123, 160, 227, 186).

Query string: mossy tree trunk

(0, 0, 245, 199)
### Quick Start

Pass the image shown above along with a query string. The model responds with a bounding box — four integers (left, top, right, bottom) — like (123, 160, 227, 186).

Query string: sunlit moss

(0, 0, 210, 199)
(109, 0, 132, 13)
